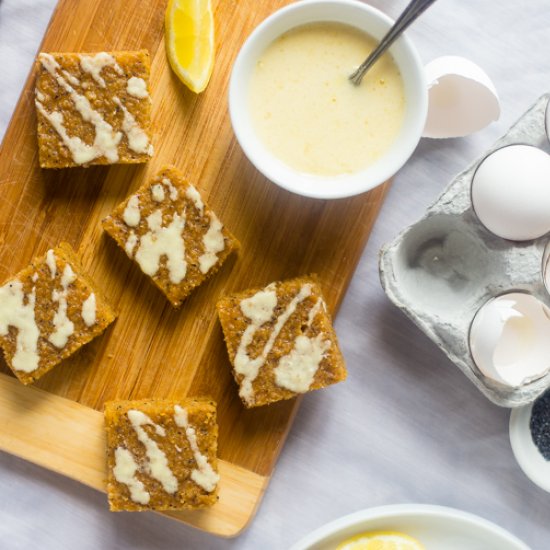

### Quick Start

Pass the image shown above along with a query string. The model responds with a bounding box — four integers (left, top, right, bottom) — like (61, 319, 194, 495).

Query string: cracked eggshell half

(423, 56, 500, 138)
(470, 293, 550, 387)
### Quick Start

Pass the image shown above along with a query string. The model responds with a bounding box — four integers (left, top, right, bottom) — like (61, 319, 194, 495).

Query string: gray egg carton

(379, 93, 550, 408)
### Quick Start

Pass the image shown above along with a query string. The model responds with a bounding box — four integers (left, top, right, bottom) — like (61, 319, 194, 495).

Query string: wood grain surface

(0, 375, 267, 537)
(0, 0, 390, 535)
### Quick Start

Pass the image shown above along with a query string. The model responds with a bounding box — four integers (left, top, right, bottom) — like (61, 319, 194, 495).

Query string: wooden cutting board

(0, 0, 389, 537)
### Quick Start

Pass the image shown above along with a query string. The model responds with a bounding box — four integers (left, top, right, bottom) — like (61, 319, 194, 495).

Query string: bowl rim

(288, 503, 530, 550)
(228, 0, 428, 199)
(509, 401, 550, 493)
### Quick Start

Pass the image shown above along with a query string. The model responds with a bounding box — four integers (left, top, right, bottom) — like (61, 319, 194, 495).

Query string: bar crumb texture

(217, 275, 347, 408)
(0, 242, 116, 385)
(102, 165, 240, 307)
(35, 50, 153, 168)
(105, 398, 220, 512)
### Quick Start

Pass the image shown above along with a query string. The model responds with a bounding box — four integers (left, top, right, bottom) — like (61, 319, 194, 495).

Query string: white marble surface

(0, 1, 549, 549)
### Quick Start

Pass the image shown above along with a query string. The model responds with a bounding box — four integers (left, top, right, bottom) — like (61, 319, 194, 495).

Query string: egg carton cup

(379, 93, 550, 408)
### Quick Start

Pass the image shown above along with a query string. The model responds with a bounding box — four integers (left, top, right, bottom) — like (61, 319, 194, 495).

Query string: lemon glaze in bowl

(229, 0, 428, 200)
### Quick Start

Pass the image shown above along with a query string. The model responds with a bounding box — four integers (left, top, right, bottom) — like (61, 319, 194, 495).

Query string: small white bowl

(289, 504, 529, 550)
(229, 0, 428, 199)
(509, 403, 550, 492)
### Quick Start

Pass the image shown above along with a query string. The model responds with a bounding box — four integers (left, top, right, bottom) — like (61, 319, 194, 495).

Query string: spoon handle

(349, 0, 438, 86)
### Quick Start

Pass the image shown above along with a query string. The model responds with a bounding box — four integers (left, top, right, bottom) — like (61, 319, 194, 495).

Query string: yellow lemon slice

(165, 0, 215, 93)
(336, 530, 426, 550)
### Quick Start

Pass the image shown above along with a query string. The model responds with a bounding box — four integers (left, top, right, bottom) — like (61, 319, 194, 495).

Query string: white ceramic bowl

(229, 0, 428, 199)
(509, 403, 550, 492)
(289, 504, 529, 550)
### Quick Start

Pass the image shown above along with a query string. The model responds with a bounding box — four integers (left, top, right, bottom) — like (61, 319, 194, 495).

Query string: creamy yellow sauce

(249, 22, 406, 177)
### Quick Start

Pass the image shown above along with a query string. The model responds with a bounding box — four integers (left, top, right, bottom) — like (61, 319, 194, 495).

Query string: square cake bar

(0, 242, 116, 384)
(105, 398, 219, 511)
(102, 165, 240, 307)
(217, 275, 347, 408)
(35, 50, 153, 168)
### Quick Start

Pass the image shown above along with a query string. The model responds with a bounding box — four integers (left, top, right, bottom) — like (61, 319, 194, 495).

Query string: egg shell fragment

(470, 293, 550, 387)
(423, 56, 500, 138)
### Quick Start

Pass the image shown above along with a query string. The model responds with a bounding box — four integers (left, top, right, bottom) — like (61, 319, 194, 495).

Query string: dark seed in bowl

(530, 388, 550, 461)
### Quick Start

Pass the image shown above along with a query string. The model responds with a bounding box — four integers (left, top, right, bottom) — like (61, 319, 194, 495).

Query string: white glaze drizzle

(185, 184, 204, 214)
(113, 97, 152, 155)
(127, 410, 178, 494)
(198, 214, 225, 274)
(274, 297, 330, 393)
(234, 283, 314, 404)
(173, 405, 219, 492)
(79, 52, 123, 88)
(48, 264, 76, 349)
(307, 298, 323, 325)
(0, 280, 40, 373)
(35, 89, 45, 102)
(62, 70, 80, 87)
(113, 446, 150, 505)
(162, 178, 179, 201)
(274, 334, 330, 393)
(125, 231, 138, 257)
(31, 273, 39, 283)
(81, 293, 96, 327)
(123, 194, 141, 227)
(46, 249, 57, 279)
(151, 184, 165, 202)
(35, 102, 97, 165)
(134, 210, 187, 284)
(37, 53, 122, 164)
(234, 285, 277, 404)
(126, 76, 149, 98)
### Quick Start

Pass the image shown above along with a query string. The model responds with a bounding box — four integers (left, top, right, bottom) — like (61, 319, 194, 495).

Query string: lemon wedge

(165, 0, 215, 93)
(336, 531, 426, 550)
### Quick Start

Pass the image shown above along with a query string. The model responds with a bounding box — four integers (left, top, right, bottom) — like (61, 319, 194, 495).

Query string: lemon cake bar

(35, 50, 153, 168)
(105, 398, 219, 511)
(102, 166, 240, 307)
(0, 243, 116, 385)
(217, 275, 347, 408)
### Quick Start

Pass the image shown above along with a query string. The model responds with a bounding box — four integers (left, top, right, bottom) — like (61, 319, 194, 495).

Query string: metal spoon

(349, 0, 438, 86)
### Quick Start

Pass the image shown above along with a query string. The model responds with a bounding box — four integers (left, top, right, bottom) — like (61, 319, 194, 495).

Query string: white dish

(228, 0, 428, 199)
(289, 504, 529, 550)
(510, 403, 550, 492)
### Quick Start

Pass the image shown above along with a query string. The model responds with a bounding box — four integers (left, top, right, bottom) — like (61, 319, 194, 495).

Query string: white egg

(471, 145, 550, 241)
(423, 56, 500, 138)
(543, 241, 550, 294)
(470, 293, 550, 387)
